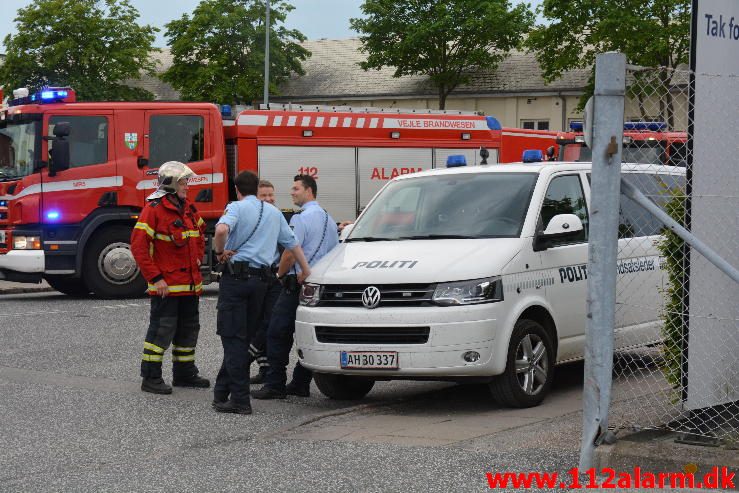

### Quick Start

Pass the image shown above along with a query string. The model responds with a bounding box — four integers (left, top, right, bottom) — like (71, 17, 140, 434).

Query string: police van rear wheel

(44, 275, 90, 297)
(83, 226, 146, 298)
(489, 319, 554, 408)
(313, 373, 375, 400)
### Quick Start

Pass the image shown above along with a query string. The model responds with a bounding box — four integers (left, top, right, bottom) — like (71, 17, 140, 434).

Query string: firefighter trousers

(248, 278, 282, 370)
(141, 295, 201, 380)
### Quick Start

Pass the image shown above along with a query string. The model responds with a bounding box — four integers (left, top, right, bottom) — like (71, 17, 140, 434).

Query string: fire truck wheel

(83, 226, 146, 298)
(44, 275, 91, 297)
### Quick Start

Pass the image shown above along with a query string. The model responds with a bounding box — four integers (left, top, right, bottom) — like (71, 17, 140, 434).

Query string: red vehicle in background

(0, 89, 558, 298)
(556, 121, 688, 167)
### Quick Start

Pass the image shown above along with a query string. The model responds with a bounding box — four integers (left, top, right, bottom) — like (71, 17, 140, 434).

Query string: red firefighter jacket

(131, 195, 206, 296)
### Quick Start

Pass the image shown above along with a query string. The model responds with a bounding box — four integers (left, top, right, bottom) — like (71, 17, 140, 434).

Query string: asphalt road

(1, 287, 679, 492)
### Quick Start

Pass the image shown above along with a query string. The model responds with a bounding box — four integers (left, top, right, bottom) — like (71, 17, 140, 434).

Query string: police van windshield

(0, 116, 39, 181)
(348, 172, 538, 241)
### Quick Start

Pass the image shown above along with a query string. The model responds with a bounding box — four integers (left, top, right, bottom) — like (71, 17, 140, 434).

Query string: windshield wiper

(345, 237, 398, 242)
(397, 234, 479, 240)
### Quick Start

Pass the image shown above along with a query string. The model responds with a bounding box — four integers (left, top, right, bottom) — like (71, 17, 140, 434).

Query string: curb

(594, 429, 739, 489)
(0, 286, 55, 295)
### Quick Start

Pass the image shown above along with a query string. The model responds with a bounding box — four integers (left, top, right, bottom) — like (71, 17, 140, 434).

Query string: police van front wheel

(489, 319, 554, 408)
(313, 373, 375, 400)
(83, 226, 146, 299)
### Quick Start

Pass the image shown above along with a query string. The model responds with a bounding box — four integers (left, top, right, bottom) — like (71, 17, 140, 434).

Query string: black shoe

(141, 378, 172, 395)
(251, 386, 287, 400)
(285, 382, 310, 397)
(250, 367, 268, 385)
(212, 400, 252, 415)
(172, 375, 211, 388)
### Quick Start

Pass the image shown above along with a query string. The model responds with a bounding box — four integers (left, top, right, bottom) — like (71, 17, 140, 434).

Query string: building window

(521, 120, 550, 131)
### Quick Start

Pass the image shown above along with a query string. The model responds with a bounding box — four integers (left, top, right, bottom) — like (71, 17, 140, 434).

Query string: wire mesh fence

(608, 66, 739, 444)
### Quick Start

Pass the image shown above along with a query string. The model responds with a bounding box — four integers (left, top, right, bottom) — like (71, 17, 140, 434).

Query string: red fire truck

(556, 121, 688, 166)
(0, 89, 557, 297)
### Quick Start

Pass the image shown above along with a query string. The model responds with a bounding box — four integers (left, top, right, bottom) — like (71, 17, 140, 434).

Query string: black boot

(251, 386, 287, 400)
(142, 377, 172, 395)
(173, 374, 211, 388)
(249, 366, 268, 384)
(285, 381, 310, 397)
(212, 400, 252, 415)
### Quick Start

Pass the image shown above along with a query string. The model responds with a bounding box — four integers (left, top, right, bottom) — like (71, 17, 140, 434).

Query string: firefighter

(248, 180, 282, 385)
(212, 171, 311, 415)
(252, 174, 339, 400)
(131, 161, 210, 395)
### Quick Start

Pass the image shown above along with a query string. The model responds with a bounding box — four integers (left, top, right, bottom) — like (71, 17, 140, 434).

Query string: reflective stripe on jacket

(131, 195, 206, 296)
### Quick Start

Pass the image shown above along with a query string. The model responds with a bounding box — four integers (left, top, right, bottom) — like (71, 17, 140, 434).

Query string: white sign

(686, 0, 739, 410)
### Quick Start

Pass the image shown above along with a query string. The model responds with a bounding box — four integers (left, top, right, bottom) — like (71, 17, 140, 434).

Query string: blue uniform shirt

(290, 201, 339, 273)
(217, 196, 298, 266)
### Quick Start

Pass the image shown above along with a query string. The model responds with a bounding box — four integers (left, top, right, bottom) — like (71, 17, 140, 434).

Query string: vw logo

(361, 286, 381, 309)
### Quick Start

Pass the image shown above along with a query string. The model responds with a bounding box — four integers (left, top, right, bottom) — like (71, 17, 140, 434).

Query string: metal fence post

(579, 52, 626, 470)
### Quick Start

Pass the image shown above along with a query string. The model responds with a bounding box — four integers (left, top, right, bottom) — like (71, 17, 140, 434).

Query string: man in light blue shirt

(253, 174, 339, 400)
(211, 171, 311, 415)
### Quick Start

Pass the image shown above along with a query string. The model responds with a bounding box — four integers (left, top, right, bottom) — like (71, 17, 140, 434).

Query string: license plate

(0, 231, 5, 245)
(340, 351, 398, 369)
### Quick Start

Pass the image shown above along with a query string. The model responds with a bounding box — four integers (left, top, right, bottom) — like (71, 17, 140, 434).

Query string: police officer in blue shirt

(212, 171, 311, 415)
(253, 174, 339, 400)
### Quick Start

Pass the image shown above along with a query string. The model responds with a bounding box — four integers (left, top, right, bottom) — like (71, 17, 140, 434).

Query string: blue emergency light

(522, 149, 544, 163)
(0, 200, 7, 207)
(446, 155, 467, 167)
(46, 210, 61, 221)
(220, 104, 233, 117)
(623, 121, 666, 131)
(9, 87, 74, 107)
(570, 121, 584, 131)
(485, 116, 502, 130)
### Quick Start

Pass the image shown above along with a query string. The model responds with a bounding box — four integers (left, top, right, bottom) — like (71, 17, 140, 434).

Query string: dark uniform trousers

(214, 273, 267, 405)
(264, 286, 313, 392)
(249, 277, 282, 369)
(141, 295, 201, 380)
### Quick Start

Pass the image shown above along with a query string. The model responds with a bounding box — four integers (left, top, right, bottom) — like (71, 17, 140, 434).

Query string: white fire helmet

(147, 161, 195, 201)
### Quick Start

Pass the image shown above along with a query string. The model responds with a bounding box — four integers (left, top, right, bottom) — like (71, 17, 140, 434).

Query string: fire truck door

(139, 111, 217, 215)
(41, 112, 117, 225)
(257, 145, 356, 222)
(357, 148, 432, 213)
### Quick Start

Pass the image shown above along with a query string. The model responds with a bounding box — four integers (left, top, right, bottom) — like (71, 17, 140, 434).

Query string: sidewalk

(0, 280, 53, 295)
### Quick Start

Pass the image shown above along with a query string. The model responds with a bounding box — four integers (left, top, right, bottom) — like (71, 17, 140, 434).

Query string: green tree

(162, 0, 309, 105)
(350, 0, 535, 109)
(0, 0, 158, 101)
(526, 0, 691, 125)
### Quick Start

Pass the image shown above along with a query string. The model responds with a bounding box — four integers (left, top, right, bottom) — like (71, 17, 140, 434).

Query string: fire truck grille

(315, 326, 430, 344)
(319, 284, 435, 307)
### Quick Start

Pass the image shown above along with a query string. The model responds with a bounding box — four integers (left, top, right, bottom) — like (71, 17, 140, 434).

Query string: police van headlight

(13, 235, 42, 250)
(432, 277, 503, 306)
(300, 283, 323, 306)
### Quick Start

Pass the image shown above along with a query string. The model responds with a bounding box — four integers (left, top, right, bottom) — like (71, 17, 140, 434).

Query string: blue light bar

(522, 149, 544, 163)
(446, 155, 467, 167)
(485, 116, 502, 131)
(570, 121, 584, 131)
(623, 121, 666, 131)
(220, 104, 232, 117)
(46, 211, 61, 220)
(9, 87, 73, 106)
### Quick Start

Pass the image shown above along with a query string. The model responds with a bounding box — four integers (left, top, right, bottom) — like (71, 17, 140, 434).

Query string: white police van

(296, 155, 684, 407)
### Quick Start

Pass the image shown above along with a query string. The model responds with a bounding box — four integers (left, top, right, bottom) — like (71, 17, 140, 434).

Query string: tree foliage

(0, 0, 158, 101)
(350, 0, 535, 109)
(162, 0, 309, 105)
(526, 0, 691, 112)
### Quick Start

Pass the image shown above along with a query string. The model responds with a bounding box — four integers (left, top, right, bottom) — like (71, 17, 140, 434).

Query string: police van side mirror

(339, 222, 355, 242)
(44, 122, 71, 177)
(533, 214, 584, 251)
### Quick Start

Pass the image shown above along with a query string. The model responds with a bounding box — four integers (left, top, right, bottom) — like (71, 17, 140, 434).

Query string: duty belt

(226, 261, 275, 280)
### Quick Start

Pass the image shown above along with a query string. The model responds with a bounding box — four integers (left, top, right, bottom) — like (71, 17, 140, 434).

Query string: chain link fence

(607, 65, 739, 445)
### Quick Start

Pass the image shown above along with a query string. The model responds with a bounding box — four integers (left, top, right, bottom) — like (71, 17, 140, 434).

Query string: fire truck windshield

(0, 116, 39, 181)
(562, 142, 663, 165)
